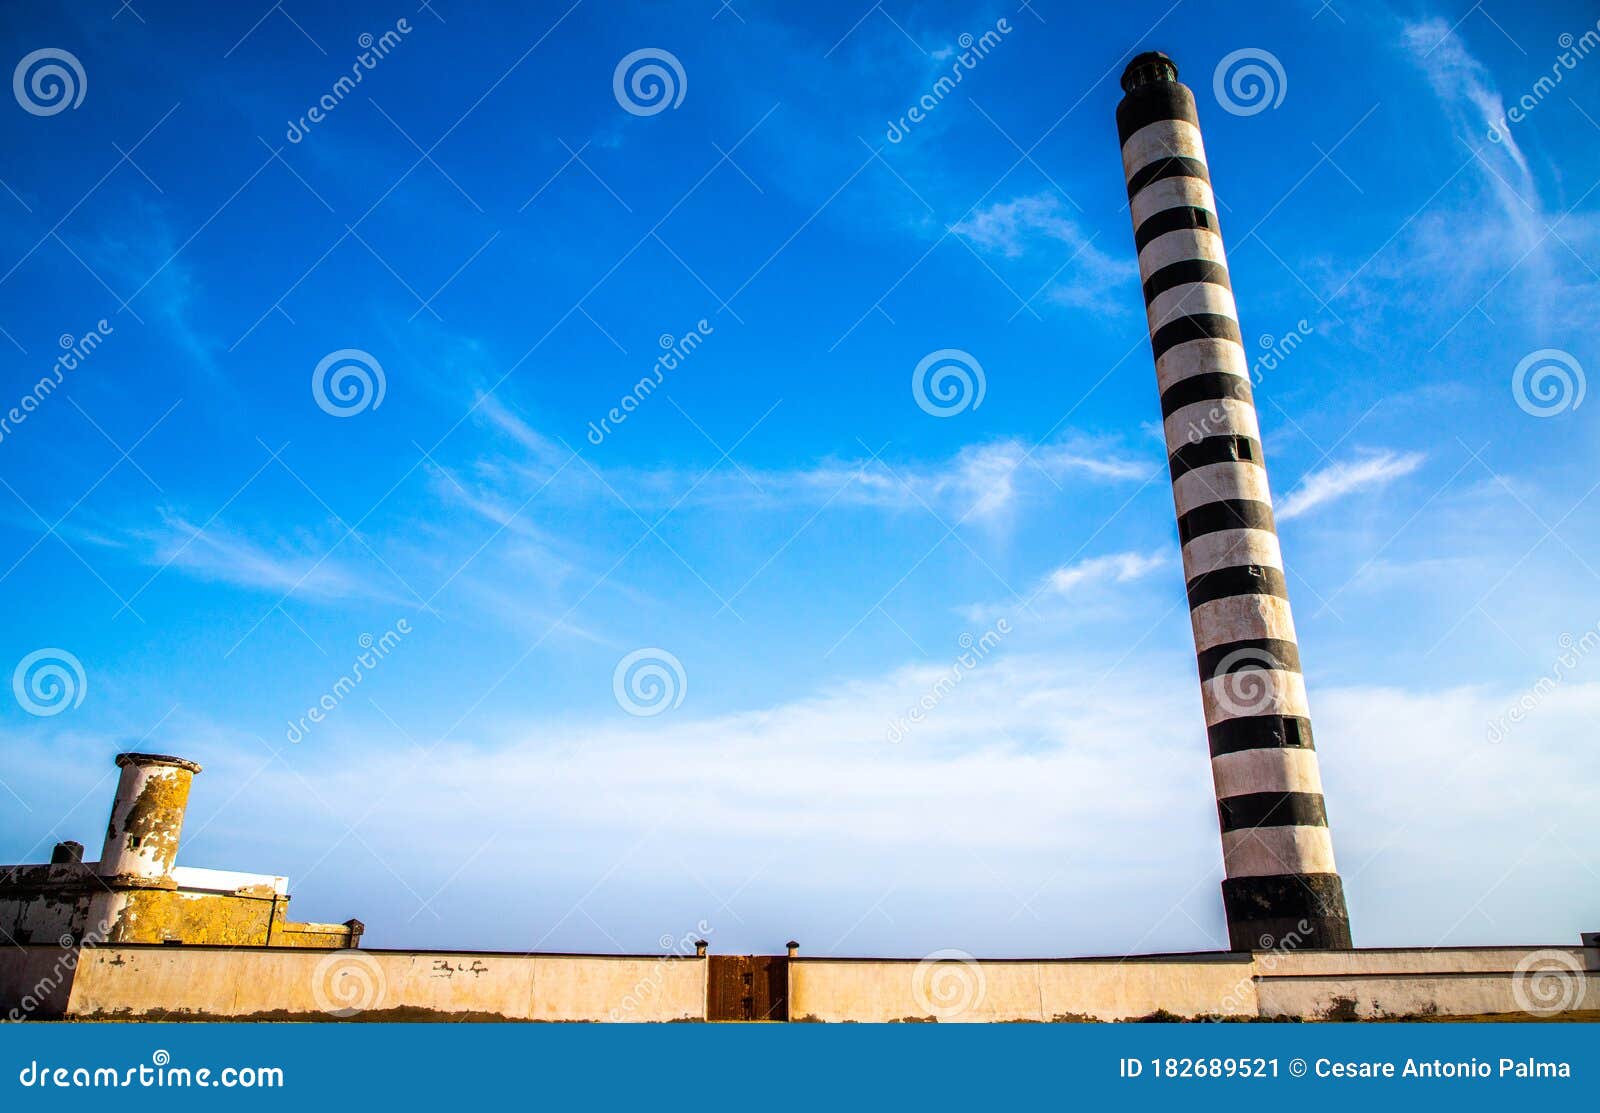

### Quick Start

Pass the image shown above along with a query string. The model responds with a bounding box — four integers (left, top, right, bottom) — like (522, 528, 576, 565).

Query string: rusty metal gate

(707, 955, 788, 1021)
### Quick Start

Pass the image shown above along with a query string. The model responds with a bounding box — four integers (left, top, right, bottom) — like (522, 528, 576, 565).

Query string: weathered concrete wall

(791, 947, 1599, 1022)
(791, 956, 1258, 1022)
(1255, 947, 1599, 1020)
(0, 888, 84, 946)
(2, 943, 1593, 1022)
(55, 946, 705, 1022)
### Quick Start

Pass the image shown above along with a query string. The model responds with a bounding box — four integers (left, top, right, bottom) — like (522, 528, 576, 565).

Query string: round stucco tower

(1116, 52, 1352, 951)
(97, 753, 203, 883)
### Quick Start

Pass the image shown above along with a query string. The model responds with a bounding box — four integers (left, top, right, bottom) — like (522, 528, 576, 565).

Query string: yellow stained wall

(106, 890, 276, 946)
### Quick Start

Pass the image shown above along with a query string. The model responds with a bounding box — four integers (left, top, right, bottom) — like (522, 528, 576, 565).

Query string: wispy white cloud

(1401, 19, 1535, 244)
(461, 396, 1151, 526)
(962, 549, 1169, 622)
(1043, 550, 1169, 595)
(746, 437, 1148, 522)
(135, 509, 387, 603)
(1278, 450, 1424, 521)
(952, 192, 1138, 315)
(1382, 18, 1600, 337)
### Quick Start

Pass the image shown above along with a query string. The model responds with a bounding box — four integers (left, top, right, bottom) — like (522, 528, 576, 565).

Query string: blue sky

(0, 0, 1596, 957)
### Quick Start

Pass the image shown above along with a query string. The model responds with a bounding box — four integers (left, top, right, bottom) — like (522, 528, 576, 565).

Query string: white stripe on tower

(1116, 51, 1352, 951)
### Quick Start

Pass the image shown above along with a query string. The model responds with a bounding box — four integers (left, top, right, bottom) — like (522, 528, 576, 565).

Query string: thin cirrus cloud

(951, 192, 1139, 316)
(461, 393, 1151, 525)
(1277, 451, 1425, 522)
(1388, 18, 1599, 335)
(134, 509, 389, 604)
(1044, 550, 1169, 595)
(961, 549, 1169, 622)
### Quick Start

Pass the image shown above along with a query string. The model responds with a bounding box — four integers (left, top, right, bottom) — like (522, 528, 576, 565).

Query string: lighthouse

(1116, 51, 1352, 950)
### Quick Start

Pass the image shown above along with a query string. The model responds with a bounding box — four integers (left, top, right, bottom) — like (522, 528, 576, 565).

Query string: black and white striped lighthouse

(1116, 52, 1352, 951)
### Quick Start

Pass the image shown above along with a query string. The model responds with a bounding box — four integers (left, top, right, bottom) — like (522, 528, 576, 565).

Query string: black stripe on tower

(1196, 638, 1303, 679)
(1116, 64, 1198, 144)
(1223, 874, 1352, 951)
(1185, 564, 1288, 609)
(1208, 715, 1315, 758)
(1134, 206, 1219, 252)
(1125, 155, 1211, 199)
(1160, 371, 1253, 418)
(1143, 258, 1231, 305)
(1218, 791, 1328, 831)
(1169, 435, 1264, 480)
(1151, 314, 1242, 360)
(1176, 499, 1275, 545)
